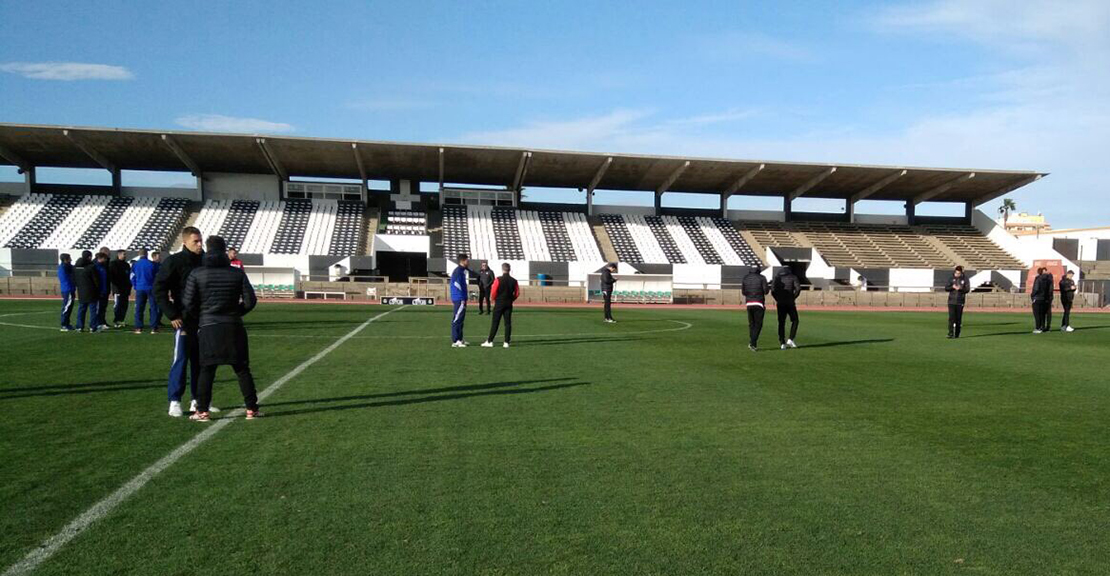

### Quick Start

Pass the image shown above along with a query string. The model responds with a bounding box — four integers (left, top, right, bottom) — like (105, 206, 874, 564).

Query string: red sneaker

(189, 411, 210, 422)
(245, 409, 264, 420)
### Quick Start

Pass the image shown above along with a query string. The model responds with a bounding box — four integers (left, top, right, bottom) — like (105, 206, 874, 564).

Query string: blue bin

(537, 273, 552, 287)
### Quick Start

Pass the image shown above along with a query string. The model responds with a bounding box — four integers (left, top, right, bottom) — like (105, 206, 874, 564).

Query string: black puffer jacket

(741, 268, 769, 303)
(946, 274, 971, 305)
(182, 251, 256, 326)
(1031, 273, 1054, 302)
(108, 258, 132, 291)
(154, 248, 203, 323)
(1059, 277, 1076, 304)
(772, 269, 801, 304)
(73, 256, 99, 301)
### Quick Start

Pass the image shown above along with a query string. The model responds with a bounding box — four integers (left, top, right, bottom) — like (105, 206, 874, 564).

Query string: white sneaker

(455, 341, 468, 348)
(1065, 326, 1075, 332)
(452, 341, 461, 348)
(781, 344, 787, 350)
(208, 405, 221, 413)
(503, 342, 510, 348)
(481, 341, 494, 348)
(189, 399, 219, 413)
(787, 339, 797, 349)
(168, 401, 183, 417)
(1033, 330, 1043, 334)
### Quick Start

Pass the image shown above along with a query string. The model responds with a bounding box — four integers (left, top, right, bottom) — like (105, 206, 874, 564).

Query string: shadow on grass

(794, 338, 894, 349)
(963, 330, 1038, 338)
(510, 335, 650, 347)
(1072, 325, 1110, 332)
(0, 379, 165, 399)
(265, 378, 589, 417)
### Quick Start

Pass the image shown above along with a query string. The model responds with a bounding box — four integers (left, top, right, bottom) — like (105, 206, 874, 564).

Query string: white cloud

(0, 62, 134, 81)
(174, 114, 294, 134)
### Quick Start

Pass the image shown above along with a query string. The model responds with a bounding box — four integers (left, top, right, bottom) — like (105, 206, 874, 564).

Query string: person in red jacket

(481, 263, 520, 348)
(227, 247, 244, 269)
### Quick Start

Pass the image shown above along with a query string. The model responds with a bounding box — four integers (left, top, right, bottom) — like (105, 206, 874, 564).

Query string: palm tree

(998, 198, 1017, 226)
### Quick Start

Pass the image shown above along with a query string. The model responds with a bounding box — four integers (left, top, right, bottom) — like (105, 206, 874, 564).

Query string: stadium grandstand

(0, 122, 1098, 304)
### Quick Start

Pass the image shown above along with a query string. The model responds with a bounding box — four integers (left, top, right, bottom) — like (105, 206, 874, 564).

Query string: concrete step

(588, 215, 619, 263)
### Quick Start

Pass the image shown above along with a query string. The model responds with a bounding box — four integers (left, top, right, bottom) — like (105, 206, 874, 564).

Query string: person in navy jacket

(93, 252, 111, 330)
(57, 253, 76, 331)
(449, 253, 471, 347)
(73, 250, 100, 332)
(130, 248, 161, 334)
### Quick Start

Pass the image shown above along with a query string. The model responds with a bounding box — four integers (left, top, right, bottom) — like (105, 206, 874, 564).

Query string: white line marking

(0, 311, 53, 319)
(249, 319, 694, 340)
(0, 322, 57, 331)
(1, 306, 406, 576)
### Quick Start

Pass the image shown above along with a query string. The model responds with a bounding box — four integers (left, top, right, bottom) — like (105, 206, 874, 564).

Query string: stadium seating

(40, 195, 113, 251)
(193, 198, 364, 255)
(442, 205, 603, 263)
(128, 197, 189, 251)
(3, 194, 82, 249)
(384, 210, 427, 235)
(602, 213, 766, 265)
(706, 217, 763, 267)
(920, 224, 1025, 269)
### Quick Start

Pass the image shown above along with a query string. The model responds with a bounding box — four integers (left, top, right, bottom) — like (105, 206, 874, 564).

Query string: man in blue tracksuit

(450, 253, 471, 347)
(93, 252, 110, 329)
(58, 253, 76, 331)
(155, 226, 211, 417)
(131, 248, 160, 334)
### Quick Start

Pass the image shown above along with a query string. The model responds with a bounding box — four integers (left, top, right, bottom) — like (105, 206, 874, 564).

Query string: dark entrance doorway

(377, 251, 427, 282)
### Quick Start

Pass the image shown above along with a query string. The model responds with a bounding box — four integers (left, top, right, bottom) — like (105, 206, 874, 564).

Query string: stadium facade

(0, 123, 1096, 303)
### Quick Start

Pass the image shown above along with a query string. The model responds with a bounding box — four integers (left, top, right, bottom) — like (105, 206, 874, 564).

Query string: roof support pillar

(352, 143, 368, 199)
(655, 160, 690, 216)
(161, 135, 203, 177)
(784, 194, 794, 222)
(906, 202, 916, 226)
(846, 197, 855, 223)
(256, 138, 287, 182)
(438, 147, 445, 191)
(511, 151, 531, 207)
(586, 157, 612, 217)
(63, 129, 119, 193)
(0, 143, 32, 175)
(721, 163, 764, 218)
(789, 166, 836, 201)
(913, 172, 975, 205)
(964, 201, 974, 225)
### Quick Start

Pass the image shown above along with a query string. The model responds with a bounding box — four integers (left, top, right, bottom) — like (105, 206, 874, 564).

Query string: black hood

(74, 257, 91, 267)
(202, 250, 230, 268)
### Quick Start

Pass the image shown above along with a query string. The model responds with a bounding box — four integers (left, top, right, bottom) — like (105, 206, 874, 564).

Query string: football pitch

(1, 299, 1108, 575)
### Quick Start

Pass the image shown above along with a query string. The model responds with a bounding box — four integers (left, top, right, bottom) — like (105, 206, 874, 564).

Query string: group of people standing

(58, 247, 162, 333)
(450, 254, 521, 348)
(1030, 267, 1077, 333)
(56, 228, 261, 421)
(741, 266, 803, 351)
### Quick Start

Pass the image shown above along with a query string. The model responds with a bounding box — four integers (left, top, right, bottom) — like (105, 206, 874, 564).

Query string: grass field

(1, 298, 1108, 575)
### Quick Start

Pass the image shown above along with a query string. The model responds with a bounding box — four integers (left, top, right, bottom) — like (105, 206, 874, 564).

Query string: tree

(998, 198, 1017, 226)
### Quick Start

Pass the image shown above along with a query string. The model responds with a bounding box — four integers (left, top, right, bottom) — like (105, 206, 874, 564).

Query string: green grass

(1, 299, 1108, 575)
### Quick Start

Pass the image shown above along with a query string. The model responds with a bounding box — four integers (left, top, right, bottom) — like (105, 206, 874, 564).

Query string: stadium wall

(203, 173, 280, 201)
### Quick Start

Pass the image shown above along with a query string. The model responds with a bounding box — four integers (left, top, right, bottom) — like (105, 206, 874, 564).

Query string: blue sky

(1, 0, 1107, 227)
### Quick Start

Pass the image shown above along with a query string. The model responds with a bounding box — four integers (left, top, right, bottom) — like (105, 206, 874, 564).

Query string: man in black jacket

(772, 267, 802, 349)
(1059, 269, 1077, 332)
(476, 262, 494, 315)
(601, 264, 618, 323)
(742, 267, 769, 351)
(73, 250, 100, 333)
(108, 249, 132, 328)
(945, 265, 971, 338)
(481, 263, 520, 348)
(1030, 267, 1054, 333)
(154, 226, 211, 417)
(182, 235, 260, 421)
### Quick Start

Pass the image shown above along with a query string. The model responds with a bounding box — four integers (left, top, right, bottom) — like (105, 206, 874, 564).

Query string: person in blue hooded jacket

(449, 253, 471, 347)
(57, 253, 76, 331)
(130, 248, 161, 334)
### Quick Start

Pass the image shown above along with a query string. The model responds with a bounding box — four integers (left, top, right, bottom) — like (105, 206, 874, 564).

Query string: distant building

(1005, 212, 1051, 235)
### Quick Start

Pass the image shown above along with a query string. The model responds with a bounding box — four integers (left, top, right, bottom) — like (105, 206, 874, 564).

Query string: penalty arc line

(1, 305, 406, 576)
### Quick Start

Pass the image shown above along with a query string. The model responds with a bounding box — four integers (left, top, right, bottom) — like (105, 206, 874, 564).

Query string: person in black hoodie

(741, 266, 769, 351)
(772, 267, 802, 349)
(108, 249, 132, 328)
(1059, 269, 1077, 332)
(476, 262, 494, 315)
(93, 252, 110, 330)
(182, 235, 260, 421)
(945, 265, 971, 338)
(73, 250, 100, 333)
(601, 263, 618, 323)
(1030, 267, 1054, 333)
(154, 226, 210, 417)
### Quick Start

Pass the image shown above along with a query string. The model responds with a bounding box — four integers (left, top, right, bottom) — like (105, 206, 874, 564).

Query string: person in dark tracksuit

(1059, 270, 1077, 332)
(58, 253, 76, 331)
(449, 254, 471, 347)
(131, 248, 160, 334)
(109, 249, 132, 328)
(476, 262, 494, 315)
(482, 263, 520, 348)
(772, 267, 802, 349)
(73, 251, 100, 333)
(601, 264, 618, 323)
(93, 253, 110, 330)
(1031, 267, 1054, 333)
(155, 226, 210, 417)
(741, 267, 769, 351)
(182, 235, 261, 422)
(945, 265, 971, 338)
